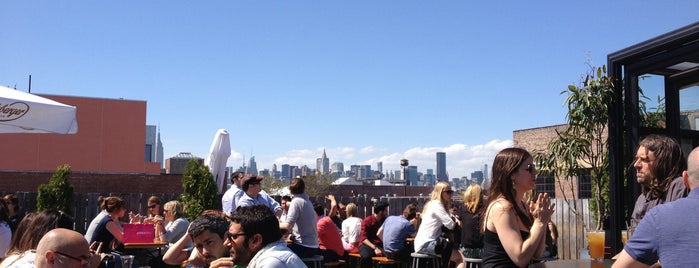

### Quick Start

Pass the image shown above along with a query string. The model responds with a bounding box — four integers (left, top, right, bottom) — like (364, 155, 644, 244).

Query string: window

(536, 171, 556, 198)
(577, 169, 592, 199)
(145, 144, 153, 162)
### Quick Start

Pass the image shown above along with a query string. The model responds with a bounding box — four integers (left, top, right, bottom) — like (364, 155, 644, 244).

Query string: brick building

(0, 94, 169, 194)
(513, 124, 604, 200)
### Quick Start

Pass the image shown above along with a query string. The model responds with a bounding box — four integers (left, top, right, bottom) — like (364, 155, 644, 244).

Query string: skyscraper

(316, 149, 330, 174)
(145, 125, 164, 169)
(331, 162, 344, 174)
(248, 156, 258, 175)
(436, 152, 448, 182)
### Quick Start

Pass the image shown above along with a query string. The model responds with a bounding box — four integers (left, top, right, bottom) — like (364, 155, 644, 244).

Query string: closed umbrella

(205, 129, 231, 194)
(0, 85, 77, 134)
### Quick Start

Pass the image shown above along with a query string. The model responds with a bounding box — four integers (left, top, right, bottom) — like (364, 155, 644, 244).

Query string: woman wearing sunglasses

(481, 147, 555, 268)
(141, 196, 165, 226)
(414, 181, 462, 268)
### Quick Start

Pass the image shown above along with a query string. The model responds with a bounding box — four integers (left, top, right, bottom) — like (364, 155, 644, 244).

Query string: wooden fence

(5, 192, 591, 260)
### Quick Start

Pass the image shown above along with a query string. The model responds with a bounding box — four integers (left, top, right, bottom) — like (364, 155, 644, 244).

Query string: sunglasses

(443, 190, 454, 194)
(148, 204, 158, 209)
(226, 232, 247, 241)
(54, 250, 90, 266)
(525, 163, 536, 174)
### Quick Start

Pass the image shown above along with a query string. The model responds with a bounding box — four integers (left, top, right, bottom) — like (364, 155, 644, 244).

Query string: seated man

(227, 204, 306, 267)
(163, 211, 231, 267)
(378, 203, 419, 262)
(613, 147, 699, 268)
(33, 228, 95, 268)
(314, 202, 344, 262)
(358, 201, 389, 268)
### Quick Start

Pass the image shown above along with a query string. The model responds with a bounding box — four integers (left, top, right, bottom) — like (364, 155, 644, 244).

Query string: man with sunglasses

(236, 175, 283, 217)
(226, 205, 305, 267)
(33, 228, 95, 268)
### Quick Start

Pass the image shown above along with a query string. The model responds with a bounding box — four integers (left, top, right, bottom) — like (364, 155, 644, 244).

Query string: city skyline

(218, 147, 497, 181)
(2, 2, 697, 179)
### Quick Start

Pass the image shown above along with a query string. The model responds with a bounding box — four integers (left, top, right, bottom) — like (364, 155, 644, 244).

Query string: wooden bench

(323, 259, 346, 267)
(371, 256, 400, 268)
(348, 252, 361, 267)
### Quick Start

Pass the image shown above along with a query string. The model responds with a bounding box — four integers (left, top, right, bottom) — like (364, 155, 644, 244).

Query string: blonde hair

(345, 203, 358, 218)
(463, 183, 483, 213)
(164, 200, 184, 219)
(423, 181, 451, 215)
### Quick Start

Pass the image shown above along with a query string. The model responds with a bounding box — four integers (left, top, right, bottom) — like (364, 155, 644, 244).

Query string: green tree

(534, 64, 612, 230)
(301, 174, 335, 197)
(37, 164, 75, 215)
(262, 174, 335, 198)
(180, 159, 219, 220)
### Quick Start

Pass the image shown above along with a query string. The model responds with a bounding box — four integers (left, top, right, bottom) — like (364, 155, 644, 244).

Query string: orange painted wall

(0, 95, 160, 174)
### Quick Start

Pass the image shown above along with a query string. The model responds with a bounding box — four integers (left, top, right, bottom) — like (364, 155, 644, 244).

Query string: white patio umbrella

(205, 129, 231, 194)
(0, 85, 78, 134)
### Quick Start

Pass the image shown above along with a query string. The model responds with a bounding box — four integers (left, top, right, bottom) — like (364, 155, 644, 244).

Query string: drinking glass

(587, 230, 605, 262)
(121, 255, 134, 268)
(621, 230, 628, 247)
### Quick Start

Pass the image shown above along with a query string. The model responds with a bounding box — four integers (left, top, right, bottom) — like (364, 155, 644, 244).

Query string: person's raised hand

(530, 193, 555, 223)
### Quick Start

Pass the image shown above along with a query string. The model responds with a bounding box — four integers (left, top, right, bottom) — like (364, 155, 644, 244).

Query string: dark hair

(147, 196, 163, 217)
(0, 201, 9, 223)
(313, 203, 325, 216)
(231, 171, 244, 184)
(242, 176, 261, 192)
(14, 209, 74, 253)
(485, 147, 533, 228)
(638, 134, 687, 199)
(7, 212, 36, 254)
(3, 194, 21, 211)
(99, 196, 126, 213)
(373, 201, 389, 213)
(403, 203, 417, 220)
(281, 196, 292, 202)
(229, 205, 282, 247)
(189, 213, 229, 240)
(289, 177, 305, 195)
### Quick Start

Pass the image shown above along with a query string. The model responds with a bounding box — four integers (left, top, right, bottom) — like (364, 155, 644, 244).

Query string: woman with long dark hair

(482, 148, 554, 267)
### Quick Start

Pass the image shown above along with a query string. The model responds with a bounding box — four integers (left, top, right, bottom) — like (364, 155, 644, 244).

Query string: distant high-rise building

(248, 156, 258, 175)
(145, 125, 164, 169)
(316, 149, 330, 174)
(300, 165, 311, 176)
(331, 162, 344, 174)
(471, 170, 484, 185)
(483, 164, 489, 180)
(436, 152, 448, 182)
(377, 161, 383, 173)
(360, 165, 371, 179)
(281, 164, 291, 181)
(424, 168, 436, 186)
(290, 166, 301, 179)
(408, 166, 419, 186)
(350, 165, 361, 179)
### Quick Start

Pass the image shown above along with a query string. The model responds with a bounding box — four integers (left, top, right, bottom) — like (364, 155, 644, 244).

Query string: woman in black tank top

(481, 148, 555, 268)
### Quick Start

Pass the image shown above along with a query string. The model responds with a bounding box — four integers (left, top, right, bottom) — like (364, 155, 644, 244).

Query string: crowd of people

(2, 134, 699, 267)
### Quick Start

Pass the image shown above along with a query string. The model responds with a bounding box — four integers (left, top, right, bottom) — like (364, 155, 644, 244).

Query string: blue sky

(2, 1, 698, 178)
